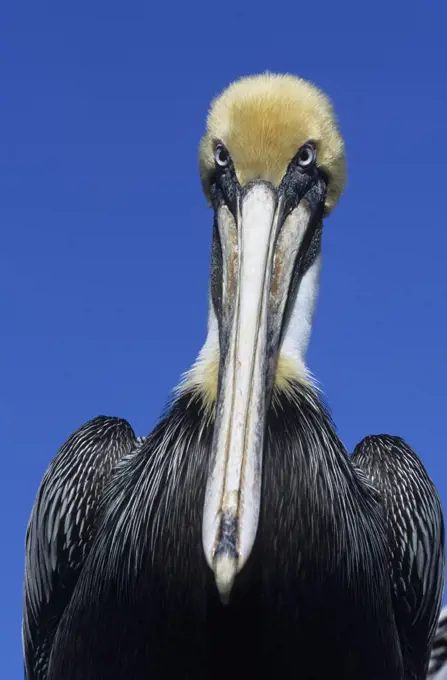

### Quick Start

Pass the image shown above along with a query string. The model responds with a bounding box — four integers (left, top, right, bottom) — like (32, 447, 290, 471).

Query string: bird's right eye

(296, 142, 317, 169)
(214, 144, 230, 168)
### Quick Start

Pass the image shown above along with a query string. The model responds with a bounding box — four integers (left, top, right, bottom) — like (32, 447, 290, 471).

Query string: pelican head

(195, 73, 346, 602)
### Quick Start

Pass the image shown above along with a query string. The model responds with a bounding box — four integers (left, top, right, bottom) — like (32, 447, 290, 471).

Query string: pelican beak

(202, 180, 321, 603)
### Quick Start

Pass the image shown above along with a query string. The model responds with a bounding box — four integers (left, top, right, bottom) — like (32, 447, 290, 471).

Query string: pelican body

(23, 74, 445, 680)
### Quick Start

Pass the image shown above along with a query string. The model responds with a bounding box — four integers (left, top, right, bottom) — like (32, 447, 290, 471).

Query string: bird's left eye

(214, 144, 230, 168)
(296, 143, 317, 169)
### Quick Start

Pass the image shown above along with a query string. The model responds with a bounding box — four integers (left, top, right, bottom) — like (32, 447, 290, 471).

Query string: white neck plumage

(179, 253, 321, 408)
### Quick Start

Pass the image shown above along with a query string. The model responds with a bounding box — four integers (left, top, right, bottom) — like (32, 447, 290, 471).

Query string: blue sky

(2, 1, 446, 674)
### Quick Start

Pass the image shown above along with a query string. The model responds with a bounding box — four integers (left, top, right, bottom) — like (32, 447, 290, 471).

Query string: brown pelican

(23, 73, 445, 680)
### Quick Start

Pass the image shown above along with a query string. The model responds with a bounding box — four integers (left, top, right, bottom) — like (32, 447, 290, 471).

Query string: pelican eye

(214, 144, 230, 168)
(296, 143, 316, 169)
